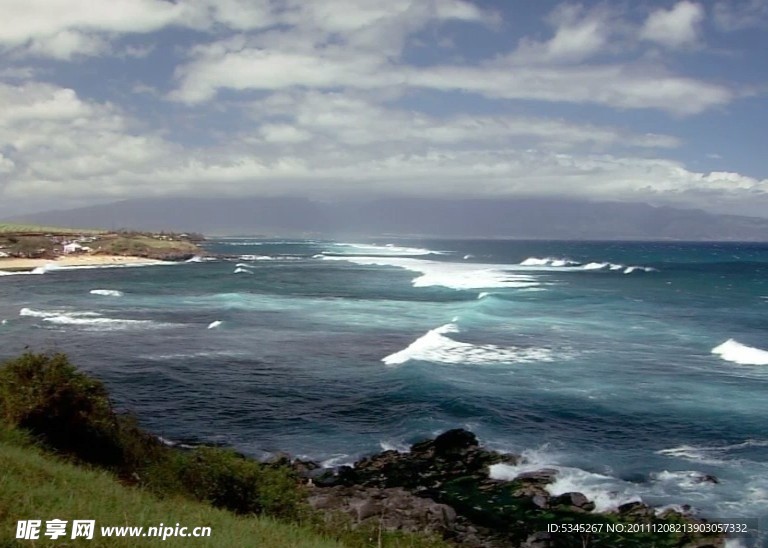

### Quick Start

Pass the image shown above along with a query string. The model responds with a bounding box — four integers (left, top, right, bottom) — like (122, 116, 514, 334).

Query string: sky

(0, 0, 767, 218)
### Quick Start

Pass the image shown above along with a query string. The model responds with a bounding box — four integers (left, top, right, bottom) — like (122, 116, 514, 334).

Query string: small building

(62, 243, 83, 254)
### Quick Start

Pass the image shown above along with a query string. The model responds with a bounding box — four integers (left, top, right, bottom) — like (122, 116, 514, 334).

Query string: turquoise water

(1, 239, 767, 542)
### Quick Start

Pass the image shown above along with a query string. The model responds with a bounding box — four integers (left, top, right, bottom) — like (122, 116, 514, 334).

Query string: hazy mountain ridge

(8, 197, 768, 241)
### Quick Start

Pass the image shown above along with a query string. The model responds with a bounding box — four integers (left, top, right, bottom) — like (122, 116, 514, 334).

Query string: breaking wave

(323, 255, 539, 290)
(323, 243, 445, 257)
(518, 257, 655, 274)
(712, 339, 768, 365)
(90, 289, 124, 297)
(520, 257, 580, 267)
(489, 447, 641, 512)
(657, 439, 768, 465)
(382, 323, 554, 366)
(20, 307, 163, 330)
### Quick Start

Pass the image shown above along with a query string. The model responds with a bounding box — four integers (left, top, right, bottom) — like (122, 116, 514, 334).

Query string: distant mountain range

(9, 196, 768, 241)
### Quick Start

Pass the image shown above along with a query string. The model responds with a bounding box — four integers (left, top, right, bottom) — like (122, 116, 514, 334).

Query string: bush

(0, 352, 124, 465)
(0, 353, 306, 520)
(154, 448, 306, 519)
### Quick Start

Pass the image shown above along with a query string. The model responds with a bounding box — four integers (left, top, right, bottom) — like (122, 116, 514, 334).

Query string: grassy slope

(0, 432, 341, 548)
(91, 235, 200, 256)
(0, 224, 103, 235)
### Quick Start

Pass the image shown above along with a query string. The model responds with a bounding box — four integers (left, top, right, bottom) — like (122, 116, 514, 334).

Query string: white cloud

(640, 1, 704, 48)
(171, 36, 732, 115)
(1, 81, 763, 217)
(25, 30, 109, 60)
(247, 91, 681, 150)
(259, 123, 313, 144)
(0, 82, 176, 199)
(514, 4, 620, 63)
(713, 0, 768, 31)
(0, 1, 763, 219)
(0, 0, 184, 54)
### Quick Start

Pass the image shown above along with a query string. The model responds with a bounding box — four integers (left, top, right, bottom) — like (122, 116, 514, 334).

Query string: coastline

(0, 255, 171, 273)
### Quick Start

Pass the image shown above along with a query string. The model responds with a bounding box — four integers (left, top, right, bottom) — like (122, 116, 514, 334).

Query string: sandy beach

(0, 255, 169, 272)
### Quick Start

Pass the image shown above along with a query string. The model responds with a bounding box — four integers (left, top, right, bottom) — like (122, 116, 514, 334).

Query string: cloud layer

(0, 0, 766, 217)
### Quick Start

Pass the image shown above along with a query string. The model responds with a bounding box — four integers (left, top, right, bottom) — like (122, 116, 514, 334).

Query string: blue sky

(0, 0, 766, 217)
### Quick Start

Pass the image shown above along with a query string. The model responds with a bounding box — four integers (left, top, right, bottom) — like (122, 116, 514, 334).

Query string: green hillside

(0, 428, 341, 548)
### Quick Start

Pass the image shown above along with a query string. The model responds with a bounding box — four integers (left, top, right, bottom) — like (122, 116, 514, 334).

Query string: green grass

(0, 223, 103, 235)
(0, 353, 452, 548)
(91, 235, 200, 255)
(0, 428, 342, 548)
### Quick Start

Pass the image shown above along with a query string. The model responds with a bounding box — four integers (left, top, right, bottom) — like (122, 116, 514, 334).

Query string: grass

(0, 427, 342, 548)
(0, 224, 103, 235)
(0, 353, 452, 548)
(91, 235, 200, 256)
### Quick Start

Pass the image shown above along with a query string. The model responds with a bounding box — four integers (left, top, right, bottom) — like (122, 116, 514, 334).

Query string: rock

(430, 428, 479, 455)
(697, 474, 720, 485)
(515, 468, 558, 485)
(291, 458, 320, 476)
(266, 451, 292, 467)
(550, 492, 595, 512)
(307, 429, 727, 548)
(522, 531, 551, 548)
(308, 485, 458, 534)
(616, 500, 655, 520)
(531, 495, 549, 509)
(352, 498, 381, 521)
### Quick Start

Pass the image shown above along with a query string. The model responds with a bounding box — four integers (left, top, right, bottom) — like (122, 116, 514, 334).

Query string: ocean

(1, 238, 767, 542)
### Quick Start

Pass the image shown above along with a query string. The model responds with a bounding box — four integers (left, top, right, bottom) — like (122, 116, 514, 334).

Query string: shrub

(159, 448, 306, 519)
(0, 353, 306, 520)
(0, 352, 124, 465)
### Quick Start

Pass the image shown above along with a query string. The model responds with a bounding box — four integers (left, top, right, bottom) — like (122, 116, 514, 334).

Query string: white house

(62, 243, 83, 254)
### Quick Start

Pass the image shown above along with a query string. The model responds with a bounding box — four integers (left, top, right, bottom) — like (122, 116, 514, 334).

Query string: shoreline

(0, 255, 171, 273)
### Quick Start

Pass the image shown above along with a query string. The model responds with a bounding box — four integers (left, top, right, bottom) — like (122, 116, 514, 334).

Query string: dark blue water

(1, 239, 767, 540)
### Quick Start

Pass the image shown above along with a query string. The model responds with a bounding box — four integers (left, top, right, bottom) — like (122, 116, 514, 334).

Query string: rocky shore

(271, 429, 726, 547)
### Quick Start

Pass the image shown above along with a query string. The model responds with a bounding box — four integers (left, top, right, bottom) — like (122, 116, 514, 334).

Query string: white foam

(29, 261, 172, 274)
(233, 267, 253, 274)
(624, 265, 654, 274)
(477, 292, 491, 299)
(31, 263, 61, 274)
(518, 257, 655, 274)
(20, 307, 161, 330)
(656, 445, 724, 465)
(520, 257, 580, 267)
(326, 243, 444, 257)
(223, 239, 315, 246)
(185, 255, 217, 263)
(323, 255, 539, 290)
(489, 452, 640, 512)
(379, 440, 411, 453)
(650, 470, 718, 490)
(90, 289, 124, 297)
(320, 454, 354, 468)
(712, 339, 768, 365)
(463, 254, 474, 260)
(21, 307, 99, 318)
(382, 323, 553, 366)
(207, 320, 223, 329)
(656, 439, 768, 466)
